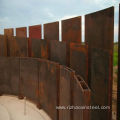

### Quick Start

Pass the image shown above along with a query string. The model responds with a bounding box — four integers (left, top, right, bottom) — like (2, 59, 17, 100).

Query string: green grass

(113, 43, 118, 66)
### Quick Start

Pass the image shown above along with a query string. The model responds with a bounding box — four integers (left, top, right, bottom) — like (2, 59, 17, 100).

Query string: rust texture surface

(59, 66, 73, 120)
(16, 27, 27, 38)
(29, 25, 41, 57)
(29, 25, 41, 39)
(72, 76, 90, 120)
(31, 39, 48, 59)
(20, 58, 39, 103)
(31, 38, 41, 58)
(14, 37, 28, 57)
(6, 36, 15, 56)
(62, 16, 81, 43)
(40, 40, 49, 59)
(50, 40, 67, 65)
(0, 57, 19, 95)
(90, 48, 112, 120)
(117, 4, 120, 120)
(85, 7, 114, 88)
(70, 43, 88, 83)
(4, 28, 14, 36)
(44, 21, 59, 41)
(62, 17, 81, 66)
(85, 7, 114, 50)
(0, 35, 6, 56)
(39, 59, 59, 120)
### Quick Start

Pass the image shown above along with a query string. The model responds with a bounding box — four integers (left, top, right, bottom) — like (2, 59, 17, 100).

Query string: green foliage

(113, 43, 118, 66)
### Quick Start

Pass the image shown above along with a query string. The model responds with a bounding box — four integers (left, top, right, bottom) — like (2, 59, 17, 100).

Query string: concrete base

(0, 95, 51, 120)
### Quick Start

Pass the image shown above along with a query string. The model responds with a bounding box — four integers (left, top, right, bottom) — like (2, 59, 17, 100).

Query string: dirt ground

(112, 66, 117, 120)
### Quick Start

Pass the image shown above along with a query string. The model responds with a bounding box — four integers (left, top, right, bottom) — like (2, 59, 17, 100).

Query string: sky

(0, 0, 119, 42)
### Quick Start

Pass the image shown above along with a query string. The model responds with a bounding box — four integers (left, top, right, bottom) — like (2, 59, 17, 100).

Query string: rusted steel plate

(62, 16, 81, 43)
(39, 59, 59, 120)
(85, 7, 114, 50)
(72, 75, 91, 120)
(59, 66, 74, 120)
(4, 28, 14, 36)
(40, 40, 49, 59)
(44, 21, 59, 41)
(6, 36, 16, 57)
(20, 58, 39, 103)
(0, 35, 6, 56)
(117, 4, 120, 120)
(14, 37, 28, 57)
(0, 57, 20, 95)
(85, 7, 114, 87)
(16, 27, 27, 38)
(50, 40, 67, 65)
(29, 25, 41, 39)
(31, 38, 41, 58)
(29, 25, 41, 57)
(62, 17, 81, 66)
(90, 48, 112, 120)
(70, 43, 88, 84)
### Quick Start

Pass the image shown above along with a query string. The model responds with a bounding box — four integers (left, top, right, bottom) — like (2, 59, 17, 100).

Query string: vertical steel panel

(39, 59, 59, 120)
(62, 17, 81, 66)
(4, 28, 14, 36)
(7, 36, 15, 56)
(117, 4, 120, 120)
(31, 38, 41, 58)
(85, 7, 114, 87)
(20, 58, 39, 103)
(90, 48, 112, 120)
(40, 40, 49, 59)
(29, 25, 41, 39)
(62, 16, 81, 43)
(0, 35, 6, 56)
(59, 66, 74, 120)
(70, 43, 88, 83)
(31, 39, 48, 59)
(16, 27, 27, 38)
(29, 25, 41, 57)
(72, 75, 91, 120)
(14, 37, 28, 57)
(50, 40, 67, 65)
(85, 7, 114, 50)
(44, 21, 59, 41)
(0, 57, 20, 95)
(4, 28, 14, 56)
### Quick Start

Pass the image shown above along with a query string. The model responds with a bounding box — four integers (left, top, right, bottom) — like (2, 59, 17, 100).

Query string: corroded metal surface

(70, 43, 88, 83)
(29, 25, 41, 39)
(16, 27, 27, 38)
(62, 16, 81, 43)
(20, 58, 39, 103)
(29, 25, 41, 57)
(90, 48, 112, 120)
(44, 21, 59, 41)
(6, 36, 15, 56)
(0, 57, 20, 95)
(59, 66, 74, 120)
(0, 35, 6, 56)
(50, 40, 67, 65)
(39, 59, 59, 120)
(14, 37, 28, 57)
(62, 17, 81, 66)
(40, 40, 49, 59)
(4, 28, 14, 36)
(72, 75, 91, 120)
(85, 7, 114, 87)
(85, 7, 114, 50)
(117, 4, 120, 120)
(31, 38, 41, 58)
